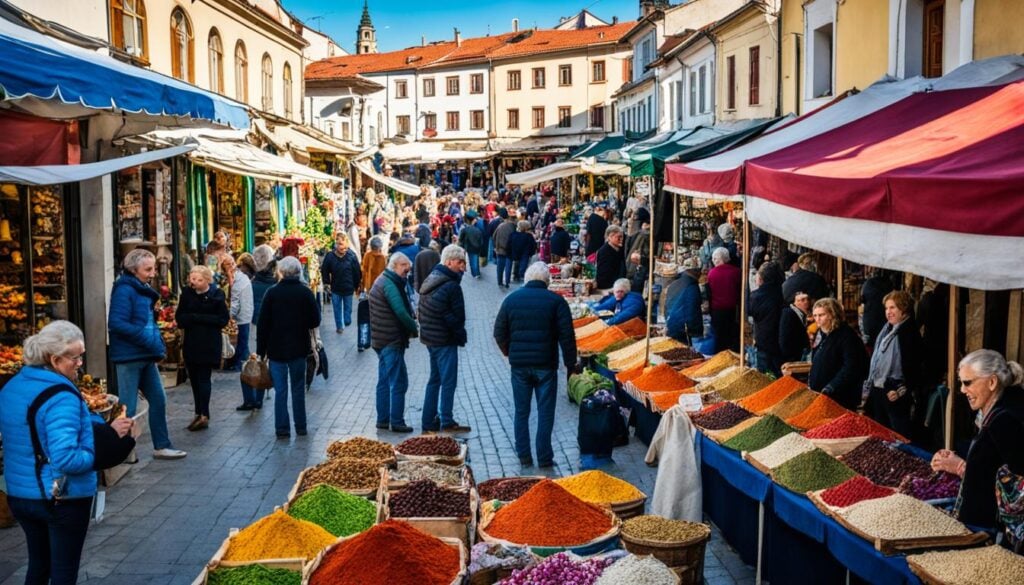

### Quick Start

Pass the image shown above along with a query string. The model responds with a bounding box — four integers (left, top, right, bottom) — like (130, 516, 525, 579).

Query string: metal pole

(644, 177, 656, 366)
(945, 285, 958, 450)
(740, 209, 750, 368)
(837, 257, 844, 307)
(672, 192, 679, 265)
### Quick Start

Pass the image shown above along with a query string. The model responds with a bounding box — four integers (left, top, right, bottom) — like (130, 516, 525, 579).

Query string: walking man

(493, 262, 577, 467)
(418, 246, 471, 433)
(320, 233, 361, 334)
(459, 214, 485, 279)
(492, 208, 516, 288)
(369, 253, 419, 433)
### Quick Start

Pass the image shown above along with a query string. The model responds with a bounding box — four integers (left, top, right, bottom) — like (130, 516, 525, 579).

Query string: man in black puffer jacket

(418, 245, 470, 433)
(493, 261, 578, 467)
(320, 233, 361, 334)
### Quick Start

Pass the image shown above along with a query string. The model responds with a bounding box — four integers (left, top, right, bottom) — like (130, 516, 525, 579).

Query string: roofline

(488, 39, 628, 64)
(708, 1, 771, 34)
(222, 0, 309, 49)
(618, 10, 663, 43)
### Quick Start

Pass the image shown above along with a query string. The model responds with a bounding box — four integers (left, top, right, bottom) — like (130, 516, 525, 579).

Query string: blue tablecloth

(700, 433, 773, 502)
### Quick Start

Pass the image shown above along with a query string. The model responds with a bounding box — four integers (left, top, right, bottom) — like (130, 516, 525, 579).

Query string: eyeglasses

(60, 353, 85, 364)
(960, 375, 991, 388)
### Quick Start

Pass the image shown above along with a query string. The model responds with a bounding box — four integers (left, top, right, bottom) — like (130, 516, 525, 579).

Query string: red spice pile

(820, 476, 895, 508)
(484, 479, 612, 546)
(801, 413, 907, 442)
(616, 363, 647, 384)
(308, 520, 460, 585)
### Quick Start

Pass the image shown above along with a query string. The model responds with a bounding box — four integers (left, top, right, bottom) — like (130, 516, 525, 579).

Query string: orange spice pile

(786, 393, 849, 430)
(578, 327, 629, 353)
(616, 317, 647, 338)
(632, 364, 695, 392)
(737, 376, 806, 413)
(484, 480, 613, 546)
(573, 316, 599, 328)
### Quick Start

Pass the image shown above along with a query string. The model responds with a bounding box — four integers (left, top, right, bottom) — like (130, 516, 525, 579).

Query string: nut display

(908, 545, 1024, 584)
(297, 458, 381, 495)
(389, 461, 465, 486)
(396, 435, 461, 457)
(388, 479, 470, 518)
(326, 436, 395, 462)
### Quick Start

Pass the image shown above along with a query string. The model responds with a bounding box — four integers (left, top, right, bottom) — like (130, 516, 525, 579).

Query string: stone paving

(0, 263, 754, 585)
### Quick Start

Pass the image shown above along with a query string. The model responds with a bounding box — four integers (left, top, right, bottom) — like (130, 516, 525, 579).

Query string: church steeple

(356, 1, 378, 54)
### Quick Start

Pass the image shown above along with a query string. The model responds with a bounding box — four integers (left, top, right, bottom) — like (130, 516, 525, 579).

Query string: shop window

(208, 29, 223, 94)
(446, 111, 459, 131)
(592, 60, 605, 82)
(234, 41, 248, 103)
(261, 53, 273, 112)
(689, 70, 697, 116)
(508, 70, 521, 91)
(110, 0, 148, 61)
(589, 105, 605, 129)
(446, 76, 460, 96)
(507, 108, 519, 130)
(341, 121, 351, 141)
(170, 7, 194, 82)
(470, 74, 484, 94)
(532, 67, 545, 88)
(283, 63, 293, 118)
(532, 106, 544, 129)
(423, 78, 435, 97)
(470, 110, 484, 130)
(812, 23, 833, 97)
(559, 64, 572, 86)
(395, 80, 408, 99)
(558, 106, 571, 128)
(396, 115, 411, 135)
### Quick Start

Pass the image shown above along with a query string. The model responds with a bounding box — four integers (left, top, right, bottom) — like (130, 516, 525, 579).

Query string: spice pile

(389, 479, 471, 518)
(722, 415, 797, 452)
(594, 554, 677, 585)
(819, 476, 895, 509)
(573, 316, 599, 328)
(484, 480, 614, 546)
(607, 341, 651, 371)
(802, 413, 906, 442)
(838, 494, 970, 540)
(649, 388, 694, 412)
(397, 436, 461, 457)
(477, 477, 542, 501)
(648, 338, 685, 354)
(899, 471, 961, 501)
(326, 437, 395, 462)
(839, 438, 932, 487)
(786, 394, 848, 430)
(308, 520, 461, 585)
(630, 364, 695, 392)
(499, 552, 611, 585)
(288, 484, 377, 537)
(765, 389, 819, 421)
(621, 515, 709, 542)
(615, 361, 647, 383)
(747, 433, 816, 469)
(681, 351, 737, 378)
(222, 510, 336, 562)
(908, 545, 1024, 584)
(554, 471, 644, 505)
(389, 461, 465, 487)
(690, 402, 754, 430)
(616, 317, 648, 338)
(716, 369, 773, 401)
(298, 458, 381, 494)
(697, 366, 744, 393)
(600, 338, 638, 356)
(207, 564, 301, 585)
(656, 346, 703, 362)
(575, 320, 608, 340)
(771, 448, 857, 493)
(737, 376, 806, 413)
(578, 326, 630, 353)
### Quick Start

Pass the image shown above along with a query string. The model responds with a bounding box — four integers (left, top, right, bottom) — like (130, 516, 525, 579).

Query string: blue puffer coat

(0, 366, 97, 500)
(593, 291, 646, 326)
(666, 273, 704, 342)
(493, 281, 577, 370)
(108, 273, 165, 363)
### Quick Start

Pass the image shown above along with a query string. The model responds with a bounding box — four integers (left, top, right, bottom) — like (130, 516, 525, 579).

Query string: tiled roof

(305, 43, 455, 79)
(422, 32, 519, 68)
(487, 22, 635, 59)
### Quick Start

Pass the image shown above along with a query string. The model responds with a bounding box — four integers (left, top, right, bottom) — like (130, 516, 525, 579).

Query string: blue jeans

(331, 292, 353, 330)
(510, 367, 557, 464)
(375, 343, 409, 426)
(7, 495, 93, 585)
(517, 254, 531, 280)
(270, 357, 307, 435)
(467, 253, 481, 278)
(115, 360, 172, 450)
(235, 323, 262, 407)
(496, 255, 512, 286)
(422, 345, 459, 429)
(487, 238, 495, 263)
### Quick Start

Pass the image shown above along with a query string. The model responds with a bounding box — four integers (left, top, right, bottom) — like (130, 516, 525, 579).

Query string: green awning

(571, 134, 626, 160)
(628, 118, 779, 177)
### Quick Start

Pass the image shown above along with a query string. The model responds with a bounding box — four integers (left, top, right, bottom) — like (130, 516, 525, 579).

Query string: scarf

(868, 318, 905, 388)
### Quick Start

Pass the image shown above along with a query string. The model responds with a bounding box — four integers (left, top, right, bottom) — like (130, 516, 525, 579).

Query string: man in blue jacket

(592, 278, 646, 326)
(418, 245, 471, 433)
(493, 262, 578, 467)
(666, 258, 705, 344)
(320, 233, 362, 334)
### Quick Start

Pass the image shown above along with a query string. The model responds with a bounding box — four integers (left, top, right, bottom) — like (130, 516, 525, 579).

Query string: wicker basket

(620, 525, 711, 585)
(610, 496, 647, 520)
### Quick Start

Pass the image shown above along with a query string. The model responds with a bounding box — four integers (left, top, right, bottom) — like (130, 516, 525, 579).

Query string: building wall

(7, 0, 108, 40)
(417, 64, 492, 140)
(973, 0, 1024, 60)
(835, 0, 888, 97)
(663, 0, 746, 34)
(679, 41, 716, 130)
(716, 9, 778, 122)
(779, 0, 804, 116)
(302, 27, 345, 62)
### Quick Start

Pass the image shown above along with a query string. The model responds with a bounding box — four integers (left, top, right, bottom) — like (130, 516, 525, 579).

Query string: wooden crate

(191, 529, 305, 585)
(383, 486, 478, 549)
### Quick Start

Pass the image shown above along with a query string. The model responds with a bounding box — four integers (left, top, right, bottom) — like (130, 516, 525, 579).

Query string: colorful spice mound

(621, 515, 709, 542)
(802, 413, 906, 442)
(899, 471, 961, 501)
(222, 510, 336, 561)
(207, 564, 301, 585)
(722, 415, 797, 452)
(772, 449, 858, 493)
(389, 479, 471, 518)
(600, 338, 638, 356)
(690, 402, 754, 430)
(578, 327, 630, 353)
(326, 437, 395, 462)
(631, 364, 695, 392)
(616, 317, 648, 338)
(765, 389, 819, 420)
(737, 376, 806, 413)
(389, 461, 465, 486)
(908, 545, 1024, 584)
(648, 338, 685, 354)
(649, 390, 693, 412)
(308, 520, 461, 585)
(716, 369, 773, 401)
(595, 554, 677, 585)
(839, 438, 932, 487)
(786, 393, 848, 430)
(298, 458, 381, 494)
(819, 476, 895, 509)
(575, 319, 608, 340)
(615, 362, 648, 383)
(554, 470, 644, 504)
(839, 494, 970, 540)
(397, 436, 461, 457)
(747, 433, 816, 469)
(288, 484, 377, 537)
(484, 480, 613, 546)
(477, 477, 542, 501)
(501, 552, 611, 585)
(681, 351, 737, 378)
(656, 346, 703, 362)
(574, 316, 600, 328)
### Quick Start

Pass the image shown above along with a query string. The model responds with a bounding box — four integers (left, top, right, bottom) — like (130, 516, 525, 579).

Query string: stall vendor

(591, 279, 646, 326)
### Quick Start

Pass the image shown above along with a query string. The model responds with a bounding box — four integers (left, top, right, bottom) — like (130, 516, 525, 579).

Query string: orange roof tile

(487, 22, 635, 59)
(305, 42, 455, 79)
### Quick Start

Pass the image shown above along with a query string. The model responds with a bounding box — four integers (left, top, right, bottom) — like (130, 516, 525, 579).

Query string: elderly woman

(707, 247, 742, 352)
(930, 350, 1024, 531)
(865, 290, 923, 439)
(257, 256, 321, 438)
(250, 244, 277, 322)
(748, 262, 786, 375)
(0, 321, 133, 584)
(592, 278, 646, 326)
(175, 266, 230, 430)
(808, 297, 869, 410)
(109, 249, 186, 460)
(595, 225, 626, 291)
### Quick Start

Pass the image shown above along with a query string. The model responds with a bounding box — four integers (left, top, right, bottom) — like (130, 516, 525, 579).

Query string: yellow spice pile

(223, 510, 336, 561)
(554, 470, 644, 504)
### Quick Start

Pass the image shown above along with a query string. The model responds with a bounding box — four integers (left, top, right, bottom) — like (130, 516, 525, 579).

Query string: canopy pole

(672, 192, 679, 265)
(589, 173, 596, 200)
(739, 207, 750, 369)
(945, 285, 959, 450)
(837, 257, 844, 307)
(644, 177, 656, 366)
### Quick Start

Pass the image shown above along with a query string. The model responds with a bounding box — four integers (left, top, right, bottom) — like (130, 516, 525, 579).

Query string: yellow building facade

(973, 0, 1024, 59)
(715, 4, 778, 123)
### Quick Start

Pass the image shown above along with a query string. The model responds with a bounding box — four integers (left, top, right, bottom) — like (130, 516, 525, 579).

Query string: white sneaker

(153, 448, 187, 460)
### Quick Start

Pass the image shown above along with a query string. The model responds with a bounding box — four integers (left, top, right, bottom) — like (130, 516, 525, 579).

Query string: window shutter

(110, 1, 125, 50)
(749, 46, 760, 105)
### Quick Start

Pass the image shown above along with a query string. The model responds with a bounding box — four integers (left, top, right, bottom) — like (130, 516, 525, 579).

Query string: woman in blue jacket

(592, 278, 646, 325)
(0, 321, 130, 584)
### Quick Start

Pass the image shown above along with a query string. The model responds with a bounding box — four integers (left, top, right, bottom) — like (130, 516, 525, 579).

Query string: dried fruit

(396, 436, 461, 457)
(388, 479, 470, 518)
(839, 438, 932, 488)
(690, 402, 754, 430)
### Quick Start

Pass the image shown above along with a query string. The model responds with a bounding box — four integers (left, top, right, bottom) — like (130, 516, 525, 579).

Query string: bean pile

(389, 461, 465, 486)
(656, 346, 703, 362)
(298, 458, 381, 494)
(839, 438, 932, 487)
(722, 415, 797, 452)
(908, 545, 1024, 584)
(326, 437, 395, 462)
(477, 477, 541, 501)
(288, 484, 377, 537)
(691, 402, 754, 430)
(207, 564, 301, 585)
(771, 448, 857, 493)
(802, 413, 904, 442)
(820, 476, 895, 508)
(839, 494, 970, 540)
(397, 436, 461, 457)
(899, 471, 961, 501)
(501, 552, 612, 585)
(747, 432, 816, 469)
(389, 479, 471, 518)
(621, 515, 710, 542)
(595, 554, 677, 585)
(717, 369, 773, 401)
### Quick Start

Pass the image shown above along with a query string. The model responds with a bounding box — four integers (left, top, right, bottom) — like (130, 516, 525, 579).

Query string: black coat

(778, 305, 810, 363)
(175, 287, 230, 367)
(256, 277, 322, 361)
(251, 268, 277, 322)
(861, 276, 895, 346)
(595, 243, 625, 290)
(414, 248, 441, 293)
(749, 283, 785, 357)
(417, 265, 466, 347)
(782, 269, 831, 304)
(869, 317, 924, 393)
(809, 323, 868, 410)
(321, 249, 361, 296)
(585, 214, 608, 256)
(957, 387, 1024, 529)
(508, 231, 536, 259)
(493, 281, 577, 370)
(549, 227, 571, 258)
(460, 223, 485, 255)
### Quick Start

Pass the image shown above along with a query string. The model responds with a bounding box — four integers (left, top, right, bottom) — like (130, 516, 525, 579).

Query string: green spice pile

(207, 564, 301, 585)
(288, 484, 377, 537)
(389, 461, 465, 486)
(722, 415, 797, 452)
(771, 448, 857, 493)
(298, 458, 382, 495)
(326, 437, 395, 462)
(621, 515, 709, 542)
(909, 545, 1024, 584)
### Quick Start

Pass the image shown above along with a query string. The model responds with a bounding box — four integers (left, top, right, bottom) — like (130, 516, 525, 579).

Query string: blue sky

(284, 0, 640, 53)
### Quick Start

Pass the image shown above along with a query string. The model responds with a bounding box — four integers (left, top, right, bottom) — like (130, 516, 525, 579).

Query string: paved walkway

(0, 263, 754, 585)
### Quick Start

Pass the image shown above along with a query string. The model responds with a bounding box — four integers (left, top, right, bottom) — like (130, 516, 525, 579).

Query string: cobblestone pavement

(0, 263, 754, 585)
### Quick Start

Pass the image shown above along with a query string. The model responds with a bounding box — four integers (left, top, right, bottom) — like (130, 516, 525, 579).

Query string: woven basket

(620, 525, 711, 585)
(610, 496, 647, 520)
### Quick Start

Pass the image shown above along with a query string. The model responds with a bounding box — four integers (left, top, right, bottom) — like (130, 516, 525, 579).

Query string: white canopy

(0, 145, 195, 184)
(378, 141, 496, 164)
(505, 158, 630, 187)
(253, 118, 360, 158)
(353, 159, 421, 196)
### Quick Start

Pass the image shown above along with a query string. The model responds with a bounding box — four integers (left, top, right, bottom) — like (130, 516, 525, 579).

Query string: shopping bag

(241, 355, 273, 390)
(357, 295, 371, 351)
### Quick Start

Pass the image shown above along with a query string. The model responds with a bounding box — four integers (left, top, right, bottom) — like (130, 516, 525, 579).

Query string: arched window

(208, 29, 223, 94)
(282, 63, 293, 119)
(261, 54, 273, 112)
(110, 0, 148, 60)
(170, 8, 193, 82)
(234, 41, 248, 103)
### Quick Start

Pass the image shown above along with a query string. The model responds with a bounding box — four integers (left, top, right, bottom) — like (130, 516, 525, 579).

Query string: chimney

(421, 35, 426, 47)
(512, 18, 519, 32)
(454, 28, 462, 47)
(613, 16, 619, 24)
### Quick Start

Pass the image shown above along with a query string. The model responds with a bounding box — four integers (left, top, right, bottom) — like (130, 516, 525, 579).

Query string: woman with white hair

(591, 278, 646, 326)
(707, 247, 741, 352)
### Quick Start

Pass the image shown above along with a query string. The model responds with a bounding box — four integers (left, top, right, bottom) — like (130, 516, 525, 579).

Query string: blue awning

(0, 17, 249, 129)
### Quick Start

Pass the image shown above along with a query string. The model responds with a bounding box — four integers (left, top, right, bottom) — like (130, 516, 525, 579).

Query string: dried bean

(396, 436, 461, 457)
(326, 437, 395, 462)
(389, 479, 470, 518)
(595, 555, 677, 585)
(839, 438, 932, 487)
(621, 515, 709, 542)
(477, 477, 541, 501)
(299, 458, 380, 494)
(691, 402, 754, 430)
(908, 545, 1024, 584)
(839, 494, 970, 540)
